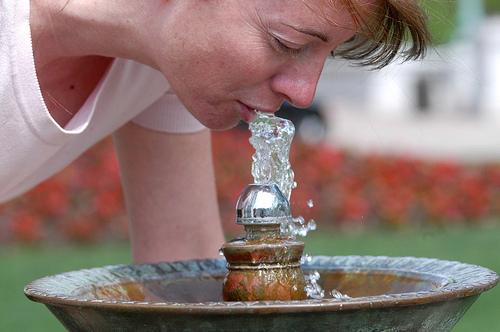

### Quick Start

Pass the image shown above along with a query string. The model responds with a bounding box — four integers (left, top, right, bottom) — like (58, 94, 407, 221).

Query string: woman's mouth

(238, 102, 259, 123)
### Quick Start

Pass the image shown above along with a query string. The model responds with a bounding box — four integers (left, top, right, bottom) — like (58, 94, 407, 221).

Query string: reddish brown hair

(335, 0, 433, 69)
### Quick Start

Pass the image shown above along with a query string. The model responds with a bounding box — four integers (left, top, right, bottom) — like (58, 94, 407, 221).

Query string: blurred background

(1, 1, 500, 331)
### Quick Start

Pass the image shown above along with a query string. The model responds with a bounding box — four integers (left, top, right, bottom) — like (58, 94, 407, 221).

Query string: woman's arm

(113, 122, 225, 263)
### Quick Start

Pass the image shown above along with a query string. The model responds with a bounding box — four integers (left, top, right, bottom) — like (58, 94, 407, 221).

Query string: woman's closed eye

(271, 37, 305, 55)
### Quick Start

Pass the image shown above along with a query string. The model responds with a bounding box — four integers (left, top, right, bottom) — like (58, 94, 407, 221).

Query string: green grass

(1, 225, 499, 331)
(0, 242, 132, 331)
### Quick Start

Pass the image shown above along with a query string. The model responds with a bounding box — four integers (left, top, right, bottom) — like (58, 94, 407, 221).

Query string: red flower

(61, 214, 102, 242)
(8, 210, 44, 243)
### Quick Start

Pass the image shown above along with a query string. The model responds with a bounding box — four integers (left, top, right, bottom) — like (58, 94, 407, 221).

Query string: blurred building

(314, 9, 500, 162)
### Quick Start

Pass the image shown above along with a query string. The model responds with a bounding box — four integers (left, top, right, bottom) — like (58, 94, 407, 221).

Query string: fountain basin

(25, 256, 498, 331)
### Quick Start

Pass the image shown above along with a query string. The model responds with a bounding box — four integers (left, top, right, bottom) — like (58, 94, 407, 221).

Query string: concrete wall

(315, 16, 500, 121)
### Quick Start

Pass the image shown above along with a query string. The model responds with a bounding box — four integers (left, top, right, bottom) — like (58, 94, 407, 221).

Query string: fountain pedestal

(222, 228, 306, 301)
(221, 183, 307, 301)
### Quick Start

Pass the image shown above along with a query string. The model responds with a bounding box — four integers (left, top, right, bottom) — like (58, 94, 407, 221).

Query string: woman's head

(153, 0, 432, 130)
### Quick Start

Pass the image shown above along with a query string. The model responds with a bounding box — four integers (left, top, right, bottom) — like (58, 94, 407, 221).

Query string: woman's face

(156, 0, 376, 130)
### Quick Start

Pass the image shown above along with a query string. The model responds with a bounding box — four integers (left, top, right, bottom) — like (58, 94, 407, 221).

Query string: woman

(0, 0, 431, 263)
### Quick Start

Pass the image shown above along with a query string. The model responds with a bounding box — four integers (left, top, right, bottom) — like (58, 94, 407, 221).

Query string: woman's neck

(31, 0, 160, 69)
(30, 0, 164, 127)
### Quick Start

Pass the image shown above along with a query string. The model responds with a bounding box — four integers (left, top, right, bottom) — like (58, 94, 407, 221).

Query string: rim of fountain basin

(24, 255, 498, 315)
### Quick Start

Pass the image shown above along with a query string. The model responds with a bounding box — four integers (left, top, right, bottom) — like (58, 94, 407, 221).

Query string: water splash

(330, 289, 352, 300)
(304, 271, 325, 299)
(283, 216, 317, 238)
(304, 267, 352, 301)
(249, 111, 316, 238)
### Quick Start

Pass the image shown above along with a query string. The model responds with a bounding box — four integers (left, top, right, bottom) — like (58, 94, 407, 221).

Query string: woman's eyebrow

(282, 23, 330, 43)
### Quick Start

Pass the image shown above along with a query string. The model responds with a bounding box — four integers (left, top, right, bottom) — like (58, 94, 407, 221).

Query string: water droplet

(301, 253, 313, 264)
(330, 289, 352, 300)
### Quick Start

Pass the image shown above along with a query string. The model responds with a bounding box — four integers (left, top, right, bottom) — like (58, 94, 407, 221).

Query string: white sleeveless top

(0, 0, 205, 202)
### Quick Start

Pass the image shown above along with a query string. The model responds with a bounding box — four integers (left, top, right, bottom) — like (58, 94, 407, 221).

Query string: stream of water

(249, 111, 316, 238)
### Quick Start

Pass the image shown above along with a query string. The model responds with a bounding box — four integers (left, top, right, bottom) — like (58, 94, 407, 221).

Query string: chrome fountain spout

(221, 183, 307, 301)
(236, 183, 291, 240)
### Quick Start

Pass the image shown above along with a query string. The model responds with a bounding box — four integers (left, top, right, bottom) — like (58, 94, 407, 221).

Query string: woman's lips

(238, 102, 259, 123)
(238, 101, 280, 123)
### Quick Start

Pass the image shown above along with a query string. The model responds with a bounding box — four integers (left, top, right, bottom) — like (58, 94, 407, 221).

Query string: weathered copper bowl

(25, 256, 498, 331)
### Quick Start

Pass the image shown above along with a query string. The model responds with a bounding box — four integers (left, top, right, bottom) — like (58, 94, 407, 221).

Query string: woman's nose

(270, 58, 324, 108)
